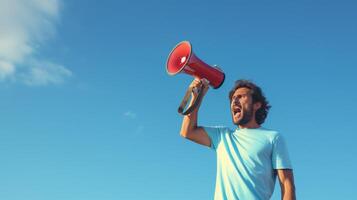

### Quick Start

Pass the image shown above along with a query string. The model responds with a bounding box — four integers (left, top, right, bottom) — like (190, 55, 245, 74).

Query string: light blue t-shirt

(204, 126, 292, 200)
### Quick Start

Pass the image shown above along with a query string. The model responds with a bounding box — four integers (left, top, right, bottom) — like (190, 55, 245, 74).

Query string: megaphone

(166, 41, 225, 115)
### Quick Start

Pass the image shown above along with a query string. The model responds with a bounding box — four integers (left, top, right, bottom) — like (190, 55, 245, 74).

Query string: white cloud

(0, 0, 72, 85)
(123, 111, 137, 119)
(0, 61, 15, 79)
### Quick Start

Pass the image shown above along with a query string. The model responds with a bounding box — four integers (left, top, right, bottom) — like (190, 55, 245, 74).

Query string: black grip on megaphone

(178, 83, 206, 115)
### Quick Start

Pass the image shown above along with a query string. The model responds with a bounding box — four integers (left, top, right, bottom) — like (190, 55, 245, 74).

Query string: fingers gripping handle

(178, 79, 208, 115)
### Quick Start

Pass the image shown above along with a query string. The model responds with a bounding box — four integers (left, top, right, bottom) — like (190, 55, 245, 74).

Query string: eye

(233, 95, 242, 101)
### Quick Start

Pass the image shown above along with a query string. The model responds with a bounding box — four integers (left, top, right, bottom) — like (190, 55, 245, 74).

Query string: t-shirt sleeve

(272, 134, 293, 169)
(203, 126, 223, 150)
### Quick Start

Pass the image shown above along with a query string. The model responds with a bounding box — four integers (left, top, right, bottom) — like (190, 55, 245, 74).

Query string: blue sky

(1, 0, 357, 199)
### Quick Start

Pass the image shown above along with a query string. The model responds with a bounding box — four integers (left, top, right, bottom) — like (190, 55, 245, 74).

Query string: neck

(238, 120, 260, 129)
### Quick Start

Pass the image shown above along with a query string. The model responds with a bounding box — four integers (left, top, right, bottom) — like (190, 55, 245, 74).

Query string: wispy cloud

(135, 125, 144, 134)
(21, 60, 72, 86)
(123, 111, 137, 119)
(123, 111, 145, 134)
(0, 0, 72, 85)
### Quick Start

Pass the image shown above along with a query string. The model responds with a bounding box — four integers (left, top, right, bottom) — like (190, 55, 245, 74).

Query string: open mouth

(233, 106, 242, 117)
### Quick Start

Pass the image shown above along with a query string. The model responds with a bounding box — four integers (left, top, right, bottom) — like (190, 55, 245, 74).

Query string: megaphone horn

(166, 41, 225, 88)
(166, 41, 225, 115)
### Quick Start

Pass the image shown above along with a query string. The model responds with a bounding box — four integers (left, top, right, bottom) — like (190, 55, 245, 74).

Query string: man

(180, 79, 296, 200)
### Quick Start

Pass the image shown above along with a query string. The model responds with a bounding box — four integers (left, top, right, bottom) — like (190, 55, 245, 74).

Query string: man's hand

(188, 78, 210, 107)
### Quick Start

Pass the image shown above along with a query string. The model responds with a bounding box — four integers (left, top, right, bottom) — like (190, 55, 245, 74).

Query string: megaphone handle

(178, 84, 205, 115)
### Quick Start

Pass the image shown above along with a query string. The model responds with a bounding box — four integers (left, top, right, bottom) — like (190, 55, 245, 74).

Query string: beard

(233, 104, 254, 126)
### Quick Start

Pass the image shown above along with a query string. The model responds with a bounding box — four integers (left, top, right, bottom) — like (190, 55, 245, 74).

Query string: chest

(217, 133, 273, 166)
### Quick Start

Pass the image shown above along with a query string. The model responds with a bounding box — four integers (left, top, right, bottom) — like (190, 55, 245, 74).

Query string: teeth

(234, 109, 241, 115)
(232, 106, 241, 115)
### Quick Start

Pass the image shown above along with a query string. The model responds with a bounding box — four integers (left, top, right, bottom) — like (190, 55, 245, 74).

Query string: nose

(232, 97, 240, 105)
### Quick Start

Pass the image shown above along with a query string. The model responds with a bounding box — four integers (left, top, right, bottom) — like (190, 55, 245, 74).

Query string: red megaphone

(166, 41, 225, 89)
(166, 41, 225, 115)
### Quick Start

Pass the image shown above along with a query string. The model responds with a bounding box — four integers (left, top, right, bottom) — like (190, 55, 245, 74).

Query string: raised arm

(180, 79, 211, 147)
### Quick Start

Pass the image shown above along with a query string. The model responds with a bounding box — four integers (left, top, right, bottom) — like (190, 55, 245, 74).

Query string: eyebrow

(233, 93, 249, 97)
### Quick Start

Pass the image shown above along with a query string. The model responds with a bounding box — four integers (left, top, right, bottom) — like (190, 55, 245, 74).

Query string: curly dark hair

(228, 80, 271, 125)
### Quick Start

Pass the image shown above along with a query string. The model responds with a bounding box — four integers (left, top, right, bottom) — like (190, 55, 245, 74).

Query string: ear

(253, 102, 262, 111)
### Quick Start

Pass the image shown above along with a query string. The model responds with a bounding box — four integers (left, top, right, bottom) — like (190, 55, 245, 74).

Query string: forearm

(180, 101, 199, 136)
(281, 183, 296, 200)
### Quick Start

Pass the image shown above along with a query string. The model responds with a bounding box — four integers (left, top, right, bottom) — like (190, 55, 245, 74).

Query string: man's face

(231, 88, 255, 126)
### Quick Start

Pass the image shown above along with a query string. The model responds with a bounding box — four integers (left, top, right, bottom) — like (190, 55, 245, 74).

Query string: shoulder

(258, 127, 281, 142)
(204, 126, 233, 135)
(217, 126, 233, 134)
